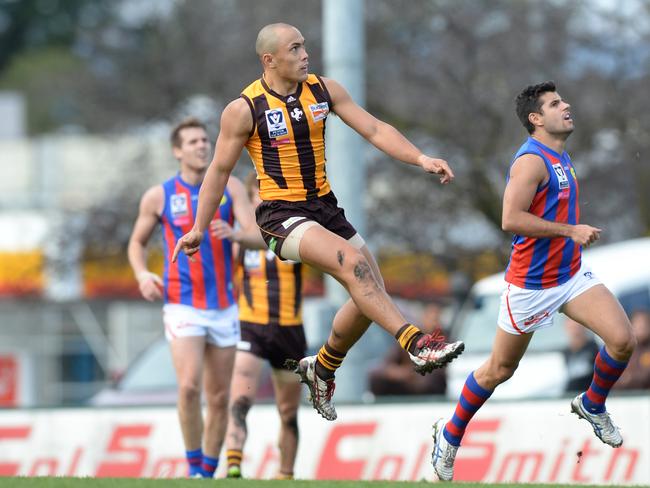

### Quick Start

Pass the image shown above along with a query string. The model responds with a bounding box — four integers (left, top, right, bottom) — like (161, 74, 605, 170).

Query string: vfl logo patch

(309, 102, 329, 122)
(170, 193, 189, 217)
(553, 163, 570, 190)
(265, 109, 289, 138)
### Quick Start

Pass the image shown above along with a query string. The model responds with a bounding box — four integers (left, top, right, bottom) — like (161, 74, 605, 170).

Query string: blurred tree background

(1, 0, 649, 260)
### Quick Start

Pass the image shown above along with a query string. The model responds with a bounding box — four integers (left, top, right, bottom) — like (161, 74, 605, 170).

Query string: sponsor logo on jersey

(265, 109, 289, 138)
(309, 102, 329, 122)
(290, 107, 303, 121)
(271, 138, 291, 147)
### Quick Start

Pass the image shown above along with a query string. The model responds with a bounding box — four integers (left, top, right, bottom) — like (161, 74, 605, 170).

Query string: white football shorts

(163, 303, 240, 347)
(497, 263, 602, 335)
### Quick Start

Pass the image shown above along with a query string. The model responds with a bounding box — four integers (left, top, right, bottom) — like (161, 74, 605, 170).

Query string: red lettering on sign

(548, 439, 569, 482)
(316, 422, 377, 480)
(571, 439, 599, 482)
(455, 419, 499, 481)
(0, 357, 18, 407)
(151, 457, 187, 478)
(66, 447, 83, 476)
(496, 451, 544, 482)
(408, 443, 429, 481)
(254, 444, 278, 479)
(95, 425, 151, 477)
(0, 426, 31, 475)
(372, 455, 403, 480)
(28, 458, 58, 476)
(605, 446, 639, 481)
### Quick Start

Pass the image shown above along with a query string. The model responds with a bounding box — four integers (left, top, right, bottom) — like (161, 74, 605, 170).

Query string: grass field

(0, 479, 629, 488)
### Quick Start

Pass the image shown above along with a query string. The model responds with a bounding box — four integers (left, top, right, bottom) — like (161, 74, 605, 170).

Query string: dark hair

(515, 81, 557, 134)
(170, 117, 206, 148)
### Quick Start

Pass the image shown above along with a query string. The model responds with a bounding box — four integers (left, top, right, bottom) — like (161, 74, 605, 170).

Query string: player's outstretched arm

(323, 77, 454, 184)
(502, 153, 601, 245)
(172, 98, 253, 262)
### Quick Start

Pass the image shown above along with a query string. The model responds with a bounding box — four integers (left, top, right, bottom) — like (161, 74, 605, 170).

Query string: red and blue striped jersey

(504, 137, 581, 289)
(160, 174, 235, 309)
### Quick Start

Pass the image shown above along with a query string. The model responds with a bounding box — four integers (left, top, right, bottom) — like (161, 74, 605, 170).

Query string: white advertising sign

(0, 397, 647, 483)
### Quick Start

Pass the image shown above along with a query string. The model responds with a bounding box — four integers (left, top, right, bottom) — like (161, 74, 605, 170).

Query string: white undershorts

(163, 303, 240, 347)
(497, 264, 602, 335)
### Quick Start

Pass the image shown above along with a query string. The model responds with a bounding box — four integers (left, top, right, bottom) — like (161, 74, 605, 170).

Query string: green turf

(0, 479, 632, 488)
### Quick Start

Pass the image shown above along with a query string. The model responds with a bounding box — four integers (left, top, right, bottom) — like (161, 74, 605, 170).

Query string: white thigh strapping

(281, 222, 366, 261)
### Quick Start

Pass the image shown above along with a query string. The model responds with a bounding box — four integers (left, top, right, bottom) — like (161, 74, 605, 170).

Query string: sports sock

(444, 371, 493, 447)
(582, 345, 628, 414)
(315, 343, 346, 380)
(226, 449, 242, 471)
(227, 449, 242, 467)
(201, 455, 219, 478)
(395, 323, 424, 354)
(186, 448, 203, 477)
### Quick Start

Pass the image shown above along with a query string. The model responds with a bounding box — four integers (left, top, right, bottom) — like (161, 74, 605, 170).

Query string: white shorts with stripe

(497, 263, 601, 335)
(163, 303, 240, 347)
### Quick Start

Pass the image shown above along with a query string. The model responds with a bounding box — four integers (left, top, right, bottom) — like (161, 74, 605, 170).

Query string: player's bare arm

(502, 153, 601, 246)
(172, 98, 253, 262)
(323, 77, 454, 184)
(211, 176, 266, 249)
(128, 185, 164, 301)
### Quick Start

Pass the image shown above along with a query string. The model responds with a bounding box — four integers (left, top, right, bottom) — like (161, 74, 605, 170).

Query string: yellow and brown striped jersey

(237, 249, 303, 326)
(240, 74, 332, 201)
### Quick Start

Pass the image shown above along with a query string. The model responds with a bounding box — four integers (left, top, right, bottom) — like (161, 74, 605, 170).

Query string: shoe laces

(416, 330, 447, 351)
(594, 411, 617, 435)
(321, 378, 336, 402)
(443, 444, 458, 467)
(314, 374, 335, 402)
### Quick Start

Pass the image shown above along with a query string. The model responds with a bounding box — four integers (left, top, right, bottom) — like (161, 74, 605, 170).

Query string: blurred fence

(0, 299, 162, 406)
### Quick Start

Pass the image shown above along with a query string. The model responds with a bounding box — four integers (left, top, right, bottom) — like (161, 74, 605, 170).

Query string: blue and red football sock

(444, 371, 493, 447)
(582, 345, 628, 414)
(186, 448, 203, 477)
